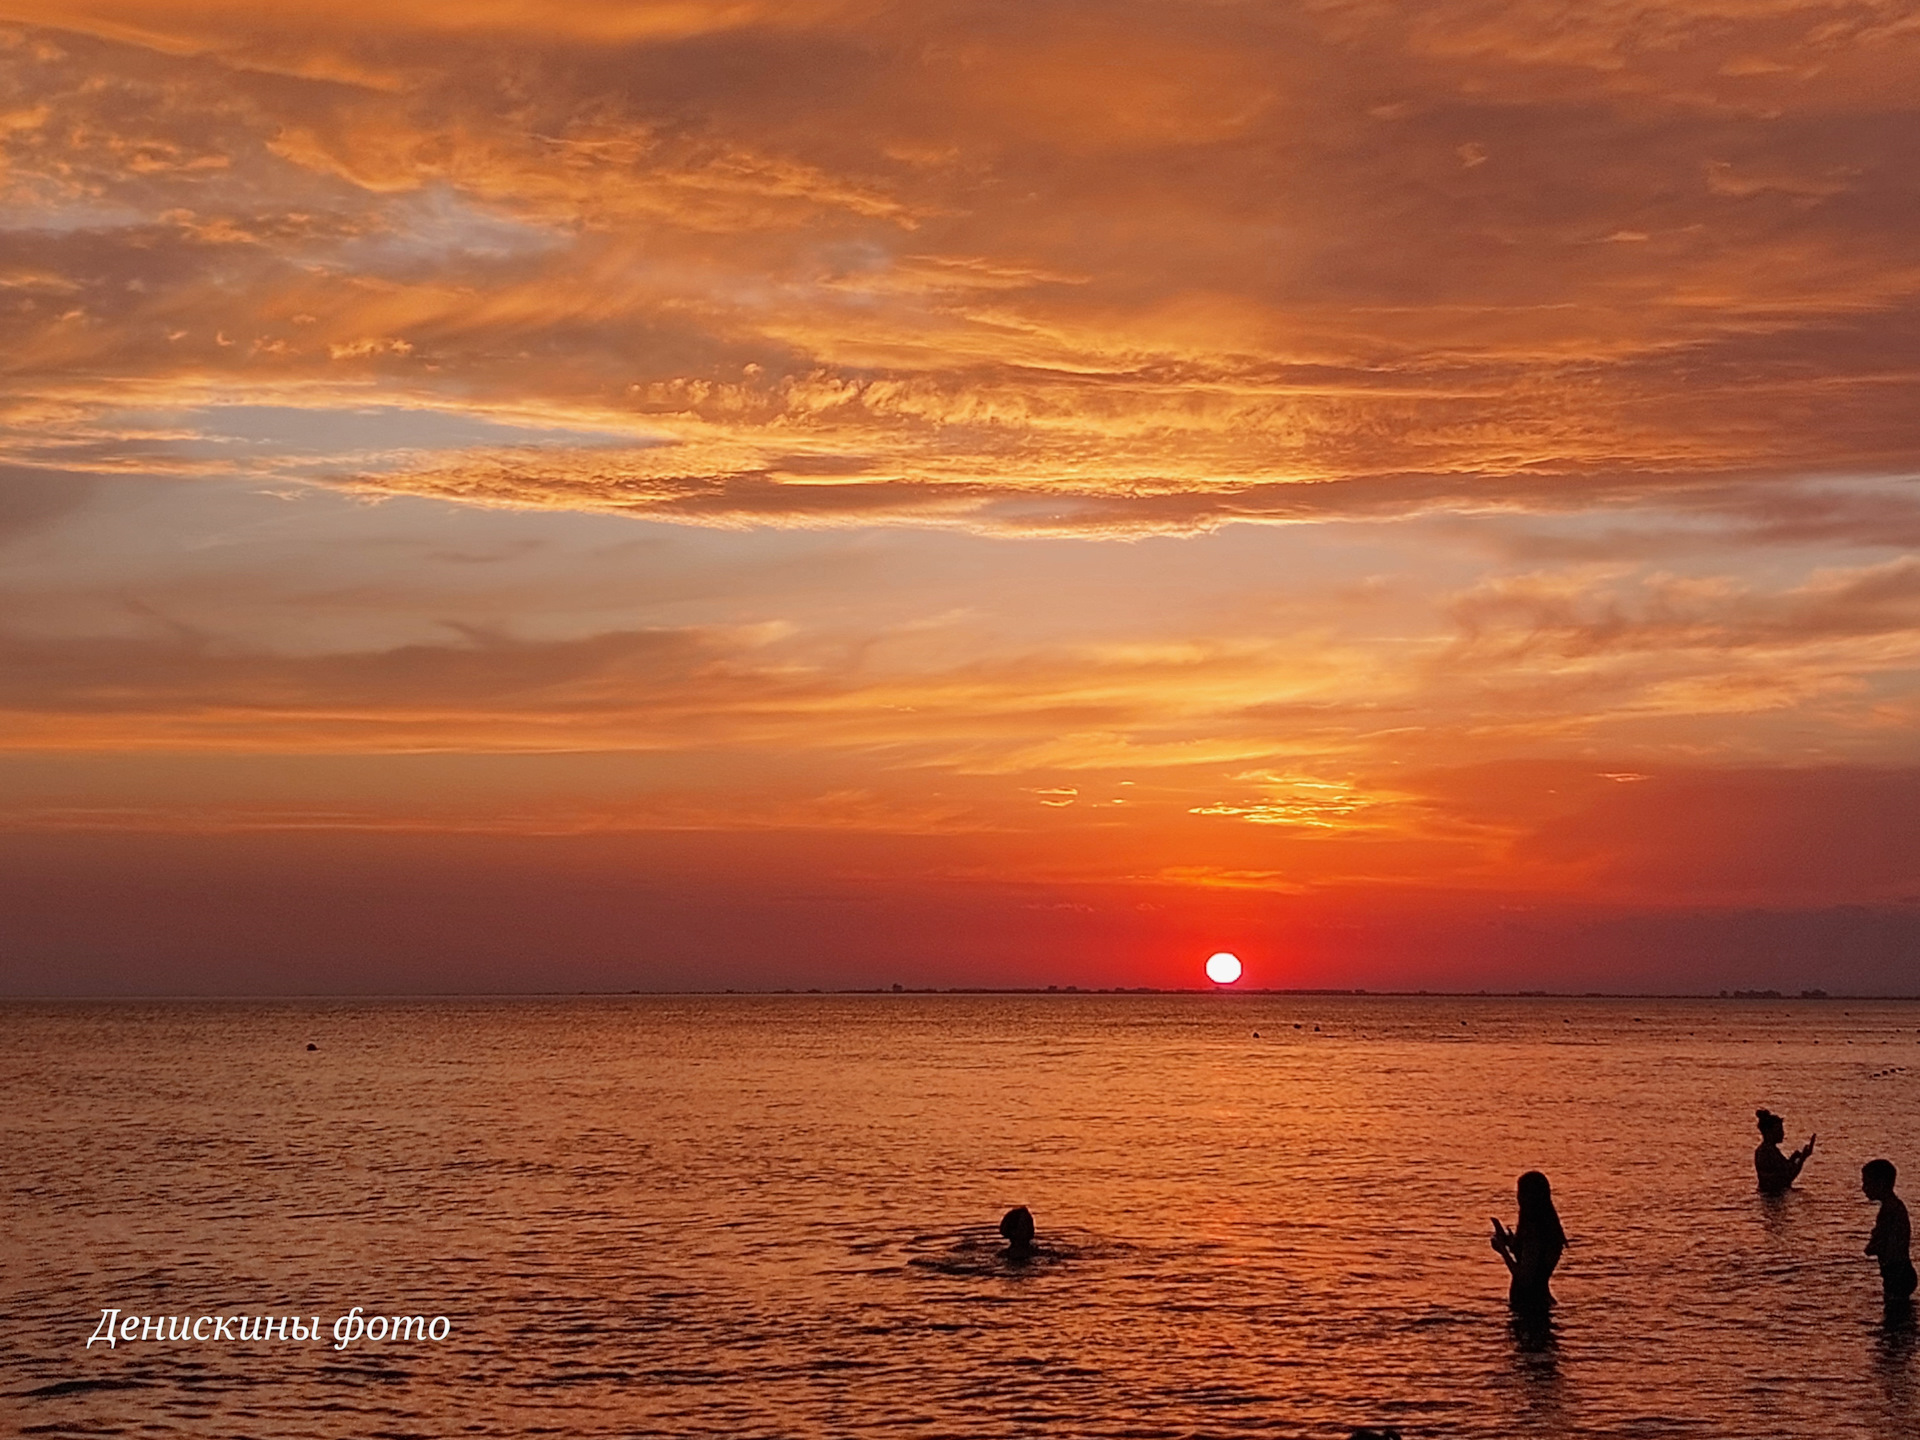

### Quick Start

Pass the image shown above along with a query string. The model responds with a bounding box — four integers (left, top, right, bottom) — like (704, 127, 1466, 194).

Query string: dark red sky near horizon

(1, 0, 1918, 995)
(5, 822, 1917, 997)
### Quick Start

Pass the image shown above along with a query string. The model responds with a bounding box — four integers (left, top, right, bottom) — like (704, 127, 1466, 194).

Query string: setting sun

(1205, 952, 1243, 985)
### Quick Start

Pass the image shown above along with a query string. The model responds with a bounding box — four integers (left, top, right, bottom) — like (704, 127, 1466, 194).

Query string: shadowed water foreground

(5, 994, 1920, 1438)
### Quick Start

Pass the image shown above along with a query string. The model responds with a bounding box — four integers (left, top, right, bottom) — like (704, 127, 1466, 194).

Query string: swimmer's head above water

(999, 1205, 1036, 1255)
(1757, 1109, 1786, 1144)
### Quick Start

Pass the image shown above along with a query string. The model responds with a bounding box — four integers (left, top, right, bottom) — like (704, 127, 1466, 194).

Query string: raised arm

(1490, 1218, 1518, 1274)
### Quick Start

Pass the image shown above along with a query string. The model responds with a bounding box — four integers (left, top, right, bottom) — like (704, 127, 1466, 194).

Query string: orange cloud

(4, 2, 1920, 532)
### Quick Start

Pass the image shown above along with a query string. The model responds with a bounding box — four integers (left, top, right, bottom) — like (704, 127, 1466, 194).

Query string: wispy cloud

(3, 3, 1920, 531)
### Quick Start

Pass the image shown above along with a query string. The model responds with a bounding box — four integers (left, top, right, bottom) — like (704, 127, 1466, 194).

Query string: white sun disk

(1205, 952, 1243, 985)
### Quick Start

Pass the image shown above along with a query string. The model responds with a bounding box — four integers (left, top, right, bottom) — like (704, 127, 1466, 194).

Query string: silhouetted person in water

(1754, 1108, 1815, 1194)
(1864, 1160, 1917, 1317)
(999, 1205, 1036, 1259)
(1491, 1171, 1566, 1314)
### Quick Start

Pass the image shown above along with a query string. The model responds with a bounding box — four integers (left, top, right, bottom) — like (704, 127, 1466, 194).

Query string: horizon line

(4, 987, 1914, 1002)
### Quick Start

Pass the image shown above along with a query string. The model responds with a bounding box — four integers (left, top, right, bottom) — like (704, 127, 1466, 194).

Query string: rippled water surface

(7, 995, 1920, 1438)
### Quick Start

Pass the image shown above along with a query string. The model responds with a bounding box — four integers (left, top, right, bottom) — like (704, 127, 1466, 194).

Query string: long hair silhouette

(1517, 1170, 1566, 1249)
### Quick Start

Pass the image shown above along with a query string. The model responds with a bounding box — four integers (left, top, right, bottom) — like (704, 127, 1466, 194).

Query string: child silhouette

(1864, 1159, 1917, 1316)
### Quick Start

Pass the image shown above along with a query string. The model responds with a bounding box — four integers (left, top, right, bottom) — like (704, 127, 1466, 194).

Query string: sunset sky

(3, 0, 1918, 994)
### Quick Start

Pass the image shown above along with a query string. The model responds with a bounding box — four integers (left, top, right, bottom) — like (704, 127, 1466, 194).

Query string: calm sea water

(5, 995, 1920, 1438)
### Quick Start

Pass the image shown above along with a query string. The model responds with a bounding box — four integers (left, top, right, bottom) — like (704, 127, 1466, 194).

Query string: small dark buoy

(1252, 1031, 1260, 1037)
(306, 1043, 318, 1051)
(1313, 1024, 1321, 1031)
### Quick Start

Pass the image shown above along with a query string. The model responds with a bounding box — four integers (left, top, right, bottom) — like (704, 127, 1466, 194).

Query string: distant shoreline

(6, 988, 1920, 1002)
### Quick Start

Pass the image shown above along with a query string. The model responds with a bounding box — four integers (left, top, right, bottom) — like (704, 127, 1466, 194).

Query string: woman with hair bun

(1754, 1109, 1815, 1195)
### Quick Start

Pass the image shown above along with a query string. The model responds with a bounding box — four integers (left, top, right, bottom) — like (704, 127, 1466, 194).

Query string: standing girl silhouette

(1491, 1170, 1567, 1313)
